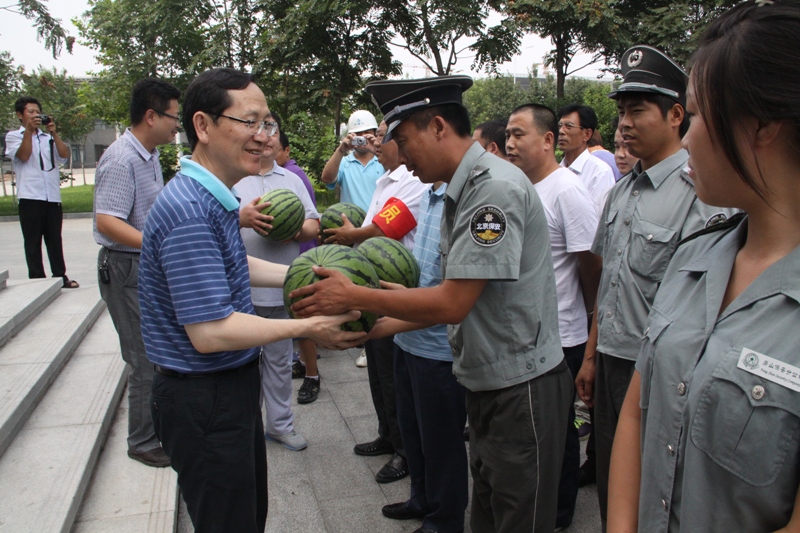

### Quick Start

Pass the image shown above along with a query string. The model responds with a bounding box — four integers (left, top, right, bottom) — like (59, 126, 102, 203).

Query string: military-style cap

(608, 45, 688, 107)
(365, 75, 473, 142)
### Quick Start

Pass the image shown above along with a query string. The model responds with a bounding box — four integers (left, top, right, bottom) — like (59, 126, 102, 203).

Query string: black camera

(37, 114, 52, 125)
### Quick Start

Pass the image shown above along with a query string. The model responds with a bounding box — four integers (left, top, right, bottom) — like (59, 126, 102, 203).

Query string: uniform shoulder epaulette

(677, 212, 746, 247)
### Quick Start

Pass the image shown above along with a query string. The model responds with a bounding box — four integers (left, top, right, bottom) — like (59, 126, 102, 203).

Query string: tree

(0, 52, 23, 131)
(0, 0, 74, 58)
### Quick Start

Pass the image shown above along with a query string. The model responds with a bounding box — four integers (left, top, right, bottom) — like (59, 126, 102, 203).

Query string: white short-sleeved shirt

(361, 164, 428, 251)
(4, 127, 67, 202)
(560, 148, 616, 214)
(534, 167, 599, 347)
(234, 163, 320, 307)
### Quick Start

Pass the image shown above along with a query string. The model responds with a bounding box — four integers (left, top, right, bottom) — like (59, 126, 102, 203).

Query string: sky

(0, 0, 611, 81)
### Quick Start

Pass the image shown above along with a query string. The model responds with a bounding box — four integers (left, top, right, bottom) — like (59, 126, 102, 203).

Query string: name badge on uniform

(737, 347, 800, 393)
(470, 205, 506, 246)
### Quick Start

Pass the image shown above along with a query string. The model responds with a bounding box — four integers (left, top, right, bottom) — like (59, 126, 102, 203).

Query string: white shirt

(4, 127, 67, 202)
(560, 148, 615, 215)
(534, 166, 599, 347)
(362, 164, 428, 251)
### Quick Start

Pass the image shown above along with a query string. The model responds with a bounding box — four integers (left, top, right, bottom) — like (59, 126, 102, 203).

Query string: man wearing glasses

(5, 96, 77, 287)
(556, 104, 615, 214)
(93, 78, 181, 468)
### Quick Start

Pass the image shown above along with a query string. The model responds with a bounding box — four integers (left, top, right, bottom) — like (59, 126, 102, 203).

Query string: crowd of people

(5, 1, 800, 532)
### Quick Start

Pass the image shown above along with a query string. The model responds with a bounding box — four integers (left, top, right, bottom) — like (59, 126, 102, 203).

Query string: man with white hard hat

(320, 110, 385, 212)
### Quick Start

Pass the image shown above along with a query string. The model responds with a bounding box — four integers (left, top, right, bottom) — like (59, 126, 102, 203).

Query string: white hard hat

(347, 110, 378, 134)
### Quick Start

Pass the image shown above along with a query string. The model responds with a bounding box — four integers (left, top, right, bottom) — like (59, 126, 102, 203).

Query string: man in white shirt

(506, 103, 602, 531)
(557, 104, 615, 214)
(324, 120, 428, 485)
(5, 96, 77, 287)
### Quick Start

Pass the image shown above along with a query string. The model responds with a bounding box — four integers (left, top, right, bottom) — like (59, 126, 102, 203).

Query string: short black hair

(278, 131, 290, 150)
(557, 103, 598, 133)
(511, 103, 559, 141)
(15, 96, 41, 116)
(129, 78, 181, 126)
(268, 110, 282, 132)
(408, 104, 471, 138)
(616, 93, 689, 137)
(475, 120, 508, 156)
(182, 68, 255, 151)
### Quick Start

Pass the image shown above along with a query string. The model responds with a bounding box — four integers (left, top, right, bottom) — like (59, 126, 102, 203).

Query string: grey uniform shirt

(636, 218, 800, 532)
(592, 149, 735, 361)
(442, 142, 563, 392)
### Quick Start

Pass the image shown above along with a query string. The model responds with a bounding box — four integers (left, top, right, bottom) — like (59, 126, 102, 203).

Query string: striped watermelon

(283, 244, 380, 332)
(356, 237, 420, 288)
(258, 188, 305, 242)
(320, 202, 367, 241)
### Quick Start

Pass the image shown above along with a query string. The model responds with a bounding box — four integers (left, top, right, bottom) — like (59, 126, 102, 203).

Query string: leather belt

(154, 356, 259, 379)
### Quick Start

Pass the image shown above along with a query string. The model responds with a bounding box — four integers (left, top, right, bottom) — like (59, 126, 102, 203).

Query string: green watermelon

(258, 188, 305, 242)
(320, 202, 367, 241)
(356, 237, 420, 288)
(283, 244, 380, 332)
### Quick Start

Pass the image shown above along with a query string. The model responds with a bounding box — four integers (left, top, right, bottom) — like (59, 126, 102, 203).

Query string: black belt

(154, 356, 259, 379)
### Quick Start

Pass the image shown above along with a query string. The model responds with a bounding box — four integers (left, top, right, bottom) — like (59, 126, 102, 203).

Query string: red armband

(372, 197, 417, 240)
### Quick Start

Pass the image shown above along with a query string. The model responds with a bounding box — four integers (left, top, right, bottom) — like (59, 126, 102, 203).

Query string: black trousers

(394, 345, 468, 533)
(555, 343, 586, 528)
(365, 336, 404, 456)
(151, 363, 268, 533)
(18, 199, 66, 281)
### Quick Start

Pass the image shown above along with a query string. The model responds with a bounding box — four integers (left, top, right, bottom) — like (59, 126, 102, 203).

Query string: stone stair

(0, 270, 179, 533)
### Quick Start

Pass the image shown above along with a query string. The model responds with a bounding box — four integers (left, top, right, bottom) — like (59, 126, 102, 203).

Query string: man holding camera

(5, 97, 77, 288)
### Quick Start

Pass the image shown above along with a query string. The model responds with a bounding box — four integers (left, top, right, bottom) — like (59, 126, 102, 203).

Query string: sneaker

(356, 349, 367, 367)
(575, 418, 592, 441)
(265, 429, 308, 451)
(291, 360, 306, 379)
(297, 377, 320, 404)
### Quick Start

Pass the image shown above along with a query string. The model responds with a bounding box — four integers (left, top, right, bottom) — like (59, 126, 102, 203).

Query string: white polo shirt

(4, 127, 67, 202)
(362, 164, 428, 251)
(560, 148, 615, 215)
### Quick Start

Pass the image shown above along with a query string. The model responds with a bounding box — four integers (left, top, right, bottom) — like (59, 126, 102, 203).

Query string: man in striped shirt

(138, 68, 365, 533)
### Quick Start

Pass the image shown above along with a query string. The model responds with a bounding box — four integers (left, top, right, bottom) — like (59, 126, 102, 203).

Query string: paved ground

(0, 217, 602, 533)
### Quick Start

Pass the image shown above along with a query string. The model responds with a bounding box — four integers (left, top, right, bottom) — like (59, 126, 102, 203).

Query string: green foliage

(463, 76, 528, 125)
(158, 143, 186, 183)
(0, 185, 94, 216)
(282, 113, 338, 184)
(1, 0, 75, 58)
(0, 52, 23, 131)
(18, 68, 94, 144)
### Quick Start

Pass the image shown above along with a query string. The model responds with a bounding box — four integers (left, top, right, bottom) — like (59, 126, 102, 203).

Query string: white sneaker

(265, 430, 308, 451)
(356, 349, 367, 367)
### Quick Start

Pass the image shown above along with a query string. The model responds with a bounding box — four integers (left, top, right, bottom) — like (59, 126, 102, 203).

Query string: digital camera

(351, 136, 367, 147)
(37, 114, 52, 125)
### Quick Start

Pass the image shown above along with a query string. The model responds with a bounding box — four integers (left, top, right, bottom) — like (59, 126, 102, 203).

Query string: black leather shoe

(376, 453, 409, 483)
(381, 501, 425, 520)
(578, 459, 596, 487)
(353, 436, 394, 456)
(127, 447, 170, 468)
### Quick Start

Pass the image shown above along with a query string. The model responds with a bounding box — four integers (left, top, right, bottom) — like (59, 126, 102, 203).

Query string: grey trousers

(254, 306, 294, 437)
(98, 248, 159, 453)
(467, 360, 572, 533)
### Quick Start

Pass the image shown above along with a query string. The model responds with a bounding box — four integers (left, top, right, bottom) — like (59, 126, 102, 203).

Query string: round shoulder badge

(470, 205, 507, 246)
(704, 212, 728, 228)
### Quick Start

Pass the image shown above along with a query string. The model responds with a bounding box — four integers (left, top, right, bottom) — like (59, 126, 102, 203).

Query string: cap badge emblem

(628, 50, 643, 68)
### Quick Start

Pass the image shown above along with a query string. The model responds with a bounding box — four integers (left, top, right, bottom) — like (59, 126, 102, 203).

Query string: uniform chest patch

(470, 205, 507, 246)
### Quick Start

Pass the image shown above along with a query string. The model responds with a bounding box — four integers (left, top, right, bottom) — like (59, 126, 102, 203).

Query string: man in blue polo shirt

(320, 110, 384, 211)
(138, 68, 365, 533)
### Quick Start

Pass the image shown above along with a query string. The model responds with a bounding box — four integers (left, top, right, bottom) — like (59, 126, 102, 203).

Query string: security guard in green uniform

(290, 76, 572, 533)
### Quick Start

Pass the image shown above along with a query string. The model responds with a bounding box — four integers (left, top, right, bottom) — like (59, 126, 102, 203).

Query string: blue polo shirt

(394, 183, 452, 361)
(139, 156, 258, 373)
(326, 152, 384, 211)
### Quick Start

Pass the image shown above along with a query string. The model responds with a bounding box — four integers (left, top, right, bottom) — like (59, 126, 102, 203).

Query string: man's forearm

(320, 148, 344, 184)
(53, 132, 69, 158)
(248, 255, 289, 288)
(15, 131, 33, 162)
(96, 213, 143, 249)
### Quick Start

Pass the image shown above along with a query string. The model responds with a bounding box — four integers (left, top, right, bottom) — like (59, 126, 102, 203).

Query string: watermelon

(320, 202, 367, 241)
(283, 244, 380, 332)
(258, 188, 305, 242)
(356, 237, 420, 288)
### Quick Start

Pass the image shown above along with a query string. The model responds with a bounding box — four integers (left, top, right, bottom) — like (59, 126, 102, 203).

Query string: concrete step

(0, 277, 62, 348)
(0, 310, 127, 533)
(0, 287, 104, 457)
(0, 269, 8, 290)
(73, 388, 179, 533)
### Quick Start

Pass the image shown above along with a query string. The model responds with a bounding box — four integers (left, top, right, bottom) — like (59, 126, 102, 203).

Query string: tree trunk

(555, 35, 566, 100)
(334, 96, 342, 138)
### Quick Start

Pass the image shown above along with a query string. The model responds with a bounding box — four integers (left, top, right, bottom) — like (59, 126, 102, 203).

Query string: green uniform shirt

(442, 142, 563, 392)
(592, 149, 736, 361)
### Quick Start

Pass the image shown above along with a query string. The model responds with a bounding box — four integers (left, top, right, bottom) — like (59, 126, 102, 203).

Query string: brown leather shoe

(127, 447, 171, 467)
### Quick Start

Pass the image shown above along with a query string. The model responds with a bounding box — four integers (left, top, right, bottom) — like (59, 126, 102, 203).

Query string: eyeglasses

(156, 110, 181, 121)
(558, 121, 585, 131)
(212, 114, 278, 136)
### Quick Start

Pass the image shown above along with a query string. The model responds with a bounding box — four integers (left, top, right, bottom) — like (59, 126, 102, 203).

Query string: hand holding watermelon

(289, 266, 356, 318)
(322, 214, 357, 245)
(304, 311, 368, 350)
(240, 196, 274, 237)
